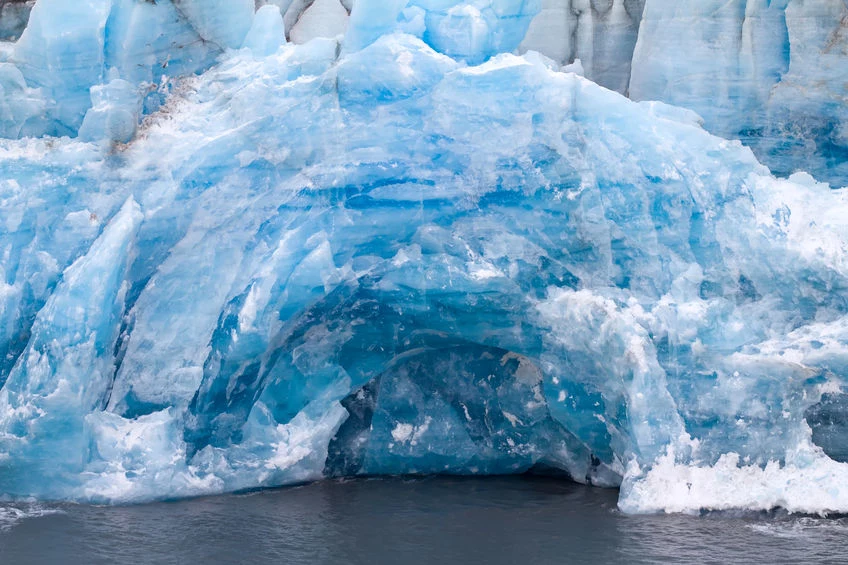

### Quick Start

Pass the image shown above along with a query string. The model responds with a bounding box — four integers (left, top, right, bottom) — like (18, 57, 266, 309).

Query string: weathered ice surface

(0, 0, 33, 41)
(0, 0, 846, 515)
(630, 0, 848, 187)
(520, 0, 645, 93)
(518, 0, 848, 187)
(7, 0, 226, 138)
(3, 0, 846, 187)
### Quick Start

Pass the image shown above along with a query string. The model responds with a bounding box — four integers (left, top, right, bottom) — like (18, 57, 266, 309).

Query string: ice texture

(2, 0, 846, 189)
(243, 5, 287, 57)
(520, 0, 645, 93)
(78, 77, 141, 145)
(629, 0, 848, 188)
(0, 1, 846, 515)
(0, 62, 42, 138)
(0, 1, 33, 41)
(289, 0, 348, 44)
(173, 0, 255, 50)
(519, 0, 848, 187)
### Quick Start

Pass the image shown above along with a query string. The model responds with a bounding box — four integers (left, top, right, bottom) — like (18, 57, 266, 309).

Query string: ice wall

(630, 0, 848, 187)
(518, 0, 848, 187)
(520, 0, 645, 93)
(5, 0, 229, 138)
(2, 0, 847, 186)
(0, 0, 846, 514)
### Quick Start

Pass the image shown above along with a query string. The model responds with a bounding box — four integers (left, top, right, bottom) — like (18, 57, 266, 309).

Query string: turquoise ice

(0, 0, 846, 514)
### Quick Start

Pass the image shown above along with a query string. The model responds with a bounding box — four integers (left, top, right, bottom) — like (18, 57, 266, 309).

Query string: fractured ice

(0, 0, 846, 514)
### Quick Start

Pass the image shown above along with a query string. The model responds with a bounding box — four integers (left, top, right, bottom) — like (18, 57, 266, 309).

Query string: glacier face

(0, 0, 846, 514)
(5, 0, 848, 186)
(629, 0, 848, 189)
(521, 0, 848, 188)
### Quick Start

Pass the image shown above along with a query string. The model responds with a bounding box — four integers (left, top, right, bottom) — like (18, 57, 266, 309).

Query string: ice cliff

(522, 0, 848, 188)
(0, 0, 846, 515)
(4, 0, 848, 183)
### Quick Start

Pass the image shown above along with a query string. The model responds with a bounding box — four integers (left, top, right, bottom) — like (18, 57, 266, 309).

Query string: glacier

(0, 0, 846, 515)
(521, 0, 848, 189)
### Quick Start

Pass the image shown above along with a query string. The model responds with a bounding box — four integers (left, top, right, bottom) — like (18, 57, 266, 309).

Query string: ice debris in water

(0, 0, 845, 515)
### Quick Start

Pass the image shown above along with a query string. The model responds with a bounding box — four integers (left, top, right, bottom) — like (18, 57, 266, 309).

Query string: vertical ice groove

(630, 0, 848, 186)
(290, 0, 349, 44)
(520, 0, 644, 93)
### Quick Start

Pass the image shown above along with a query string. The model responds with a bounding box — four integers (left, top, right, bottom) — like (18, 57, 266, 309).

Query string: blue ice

(0, 0, 845, 514)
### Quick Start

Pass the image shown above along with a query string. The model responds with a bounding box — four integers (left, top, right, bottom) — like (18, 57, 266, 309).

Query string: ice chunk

(0, 3, 846, 516)
(243, 5, 287, 57)
(424, 3, 494, 64)
(104, 0, 221, 94)
(290, 0, 349, 44)
(337, 33, 458, 105)
(0, 198, 141, 497)
(344, 0, 409, 52)
(413, 0, 542, 64)
(537, 289, 687, 466)
(619, 446, 848, 515)
(0, 62, 43, 138)
(82, 409, 213, 503)
(1, 0, 224, 139)
(12, 0, 113, 135)
(78, 77, 141, 145)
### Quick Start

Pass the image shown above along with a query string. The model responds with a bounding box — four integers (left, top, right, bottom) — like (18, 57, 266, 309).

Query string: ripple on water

(0, 504, 63, 532)
(747, 516, 848, 539)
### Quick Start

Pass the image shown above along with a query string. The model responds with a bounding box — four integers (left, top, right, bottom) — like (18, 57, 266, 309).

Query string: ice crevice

(0, 0, 846, 515)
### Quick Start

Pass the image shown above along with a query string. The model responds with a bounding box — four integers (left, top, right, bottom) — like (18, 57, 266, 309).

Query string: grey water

(0, 476, 845, 564)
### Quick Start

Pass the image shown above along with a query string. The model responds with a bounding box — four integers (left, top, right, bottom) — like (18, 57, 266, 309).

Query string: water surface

(0, 477, 844, 564)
